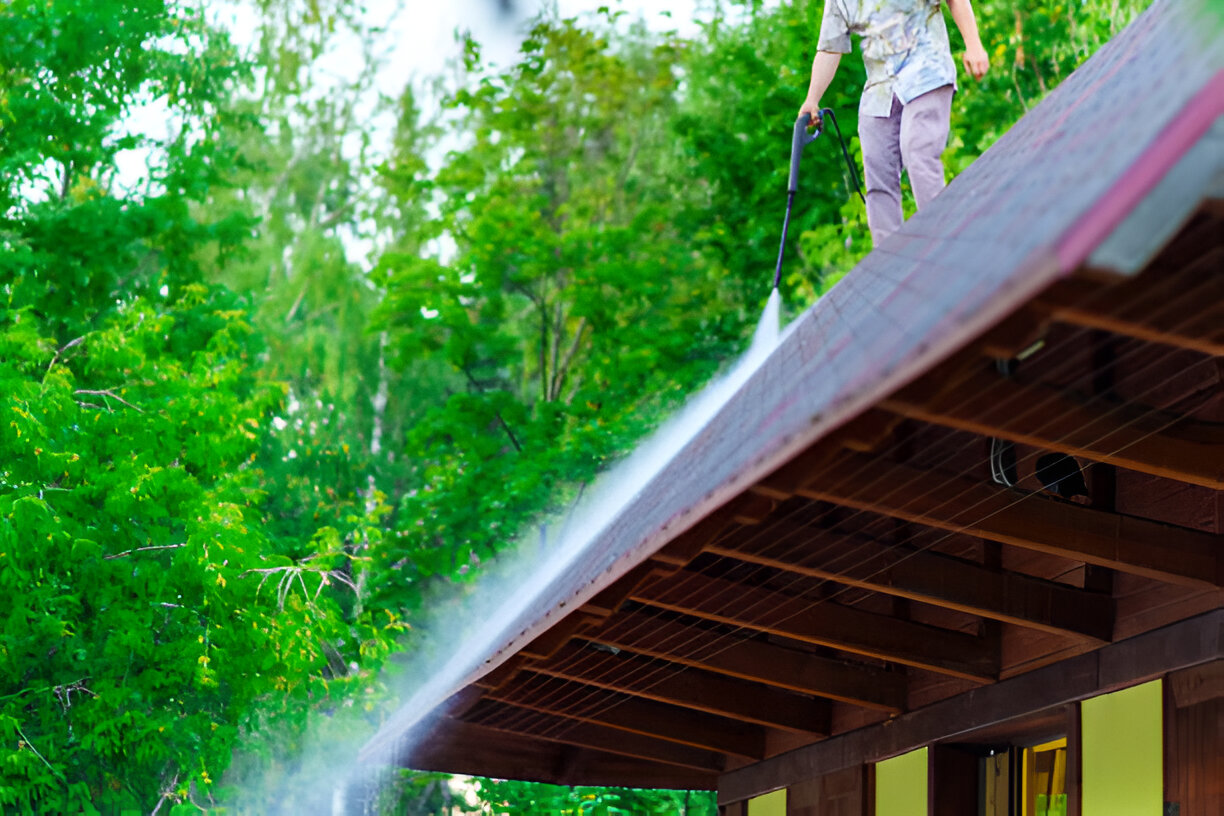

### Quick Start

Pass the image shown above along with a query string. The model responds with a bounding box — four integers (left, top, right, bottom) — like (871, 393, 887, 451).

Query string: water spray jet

(330, 109, 866, 815)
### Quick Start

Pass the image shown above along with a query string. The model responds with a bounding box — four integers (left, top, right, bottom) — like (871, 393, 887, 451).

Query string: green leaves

(0, 283, 279, 810)
(374, 13, 750, 595)
(473, 778, 717, 816)
(0, 0, 394, 810)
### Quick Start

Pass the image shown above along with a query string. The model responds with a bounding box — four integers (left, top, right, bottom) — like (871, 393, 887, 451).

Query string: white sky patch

(387, 0, 706, 86)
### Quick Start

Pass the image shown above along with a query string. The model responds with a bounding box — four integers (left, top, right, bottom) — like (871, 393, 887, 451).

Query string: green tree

(372, 13, 747, 592)
(474, 779, 717, 816)
(943, 0, 1149, 175)
(0, 1, 402, 811)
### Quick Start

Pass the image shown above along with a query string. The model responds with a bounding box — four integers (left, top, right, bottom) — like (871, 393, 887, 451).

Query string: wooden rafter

(529, 643, 831, 734)
(650, 512, 740, 569)
(706, 521, 1115, 640)
(759, 451, 1222, 588)
(1033, 246, 1224, 355)
(589, 610, 907, 712)
(520, 616, 593, 660)
(484, 672, 768, 759)
(581, 562, 670, 621)
(462, 699, 727, 771)
(401, 719, 717, 790)
(881, 364, 1224, 489)
(630, 571, 998, 682)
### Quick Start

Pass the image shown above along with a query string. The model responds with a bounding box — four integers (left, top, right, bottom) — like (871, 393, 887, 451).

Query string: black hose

(819, 107, 866, 203)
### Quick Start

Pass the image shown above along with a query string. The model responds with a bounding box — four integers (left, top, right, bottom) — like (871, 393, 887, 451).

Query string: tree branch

(463, 366, 522, 453)
(14, 723, 64, 781)
(105, 543, 186, 560)
(552, 317, 587, 402)
(284, 284, 308, 324)
(45, 336, 85, 377)
(539, 289, 550, 403)
(239, 564, 357, 610)
(548, 299, 565, 401)
(74, 389, 143, 413)
(150, 774, 180, 816)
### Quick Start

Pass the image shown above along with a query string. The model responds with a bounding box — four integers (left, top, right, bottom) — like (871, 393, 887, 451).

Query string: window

(978, 737, 1067, 816)
(1022, 738, 1067, 816)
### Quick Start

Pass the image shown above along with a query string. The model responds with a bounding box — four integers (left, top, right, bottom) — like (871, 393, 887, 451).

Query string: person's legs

(899, 84, 954, 209)
(858, 94, 903, 245)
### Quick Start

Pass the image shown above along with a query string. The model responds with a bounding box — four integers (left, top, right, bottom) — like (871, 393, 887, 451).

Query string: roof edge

(1056, 68, 1224, 272)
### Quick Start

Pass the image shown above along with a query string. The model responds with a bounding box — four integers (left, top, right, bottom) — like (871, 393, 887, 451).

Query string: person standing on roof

(799, 0, 989, 245)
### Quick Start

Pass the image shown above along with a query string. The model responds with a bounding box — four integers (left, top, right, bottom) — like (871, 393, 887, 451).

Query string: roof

(363, 0, 1224, 787)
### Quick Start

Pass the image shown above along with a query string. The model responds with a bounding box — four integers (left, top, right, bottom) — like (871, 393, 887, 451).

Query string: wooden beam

(631, 571, 998, 682)
(649, 493, 780, 573)
(881, 364, 1224, 489)
(762, 451, 1222, 588)
(719, 609, 1224, 805)
(473, 655, 527, 690)
(531, 642, 831, 734)
(1033, 249, 1224, 355)
(484, 672, 768, 759)
(463, 699, 727, 771)
(1169, 659, 1224, 708)
(729, 492, 779, 525)
(651, 512, 737, 569)
(854, 306, 1054, 422)
(401, 718, 718, 790)
(707, 522, 1115, 641)
(749, 410, 912, 501)
(589, 609, 907, 712)
(520, 614, 593, 660)
(580, 562, 666, 620)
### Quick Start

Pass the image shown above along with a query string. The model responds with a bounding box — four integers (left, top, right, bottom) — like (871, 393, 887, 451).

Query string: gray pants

(858, 84, 954, 245)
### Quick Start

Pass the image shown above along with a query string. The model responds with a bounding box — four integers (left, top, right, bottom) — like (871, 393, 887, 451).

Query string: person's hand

(798, 98, 824, 130)
(963, 45, 989, 80)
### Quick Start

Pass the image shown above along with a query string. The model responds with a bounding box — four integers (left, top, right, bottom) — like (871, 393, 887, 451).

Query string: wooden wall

(787, 766, 870, 816)
(723, 660, 1222, 816)
(1165, 661, 1224, 816)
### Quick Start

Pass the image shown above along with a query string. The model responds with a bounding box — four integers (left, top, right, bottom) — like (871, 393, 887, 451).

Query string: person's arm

(801, 1, 851, 127)
(946, 0, 989, 80)
(799, 51, 843, 126)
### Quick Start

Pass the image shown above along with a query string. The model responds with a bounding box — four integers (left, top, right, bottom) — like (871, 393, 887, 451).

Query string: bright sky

(206, 0, 710, 99)
(400, 0, 707, 79)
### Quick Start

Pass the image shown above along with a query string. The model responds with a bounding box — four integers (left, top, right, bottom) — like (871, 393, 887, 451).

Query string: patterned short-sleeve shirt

(818, 0, 957, 117)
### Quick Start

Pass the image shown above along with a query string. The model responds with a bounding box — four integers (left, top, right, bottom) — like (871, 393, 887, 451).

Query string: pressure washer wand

(774, 111, 821, 290)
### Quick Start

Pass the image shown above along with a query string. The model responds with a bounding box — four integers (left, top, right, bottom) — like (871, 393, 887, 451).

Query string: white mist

(348, 292, 788, 797)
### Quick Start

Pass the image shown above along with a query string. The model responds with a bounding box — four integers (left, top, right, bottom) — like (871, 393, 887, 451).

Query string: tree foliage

(0, 1, 400, 812)
(372, 12, 748, 591)
(473, 778, 717, 816)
